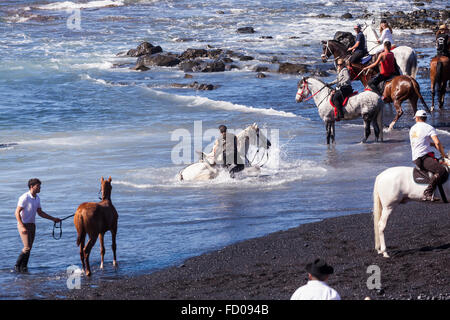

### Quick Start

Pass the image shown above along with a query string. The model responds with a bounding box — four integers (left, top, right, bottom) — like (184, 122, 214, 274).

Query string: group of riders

(327, 21, 449, 202)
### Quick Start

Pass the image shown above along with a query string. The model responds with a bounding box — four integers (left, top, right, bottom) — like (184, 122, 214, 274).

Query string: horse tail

(434, 60, 443, 95)
(406, 49, 418, 78)
(410, 76, 430, 112)
(373, 175, 383, 251)
(75, 213, 85, 247)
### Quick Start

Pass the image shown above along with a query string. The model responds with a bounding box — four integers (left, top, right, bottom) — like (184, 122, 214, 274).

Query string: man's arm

(348, 41, 360, 52)
(431, 135, 446, 159)
(37, 208, 60, 223)
(15, 206, 27, 234)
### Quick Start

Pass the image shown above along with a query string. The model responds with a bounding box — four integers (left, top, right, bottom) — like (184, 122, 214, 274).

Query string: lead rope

(52, 214, 75, 240)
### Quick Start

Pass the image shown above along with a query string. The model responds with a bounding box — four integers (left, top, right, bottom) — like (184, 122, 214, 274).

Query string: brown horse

(430, 55, 449, 110)
(74, 177, 118, 276)
(382, 75, 429, 130)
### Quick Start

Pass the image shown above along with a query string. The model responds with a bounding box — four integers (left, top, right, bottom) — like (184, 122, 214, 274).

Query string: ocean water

(0, 0, 449, 299)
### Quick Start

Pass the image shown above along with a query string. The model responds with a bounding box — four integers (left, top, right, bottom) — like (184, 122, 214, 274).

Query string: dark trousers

(349, 49, 366, 64)
(332, 85, 353, 116)
(368, 74, 391, 95)
(414, 154, 448, 195)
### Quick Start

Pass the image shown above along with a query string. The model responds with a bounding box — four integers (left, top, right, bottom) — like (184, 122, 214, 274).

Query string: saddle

(329, 91, 358, 119)
(413, 166, 449, 203)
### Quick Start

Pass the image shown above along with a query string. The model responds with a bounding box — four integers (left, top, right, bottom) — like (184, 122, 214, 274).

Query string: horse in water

(296, 77, 383, 144)
(74, 176, 118, 276)
(430, 55, 449, 111)
(382, 75, 429, 130)
(177, 123, 271, 181)
(373, 159, 450, 258)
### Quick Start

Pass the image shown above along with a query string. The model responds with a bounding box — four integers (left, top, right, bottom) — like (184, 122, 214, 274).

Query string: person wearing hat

(328, 58, 353, 121)
(436, 24, 449, 58)
(409, 110, 448, 201)
(290, 258, 341, 300)
(371, 19, 394, 55)
(347, 24, 367, 64)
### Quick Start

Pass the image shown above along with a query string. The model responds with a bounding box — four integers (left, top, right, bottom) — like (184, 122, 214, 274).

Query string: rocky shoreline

(53, 201, 450, 300)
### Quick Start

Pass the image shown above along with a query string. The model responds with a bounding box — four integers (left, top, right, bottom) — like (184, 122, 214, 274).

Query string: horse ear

(101, 176, 104, 182)
(108, 176, 112, 182)
(321, 40, 326, 44)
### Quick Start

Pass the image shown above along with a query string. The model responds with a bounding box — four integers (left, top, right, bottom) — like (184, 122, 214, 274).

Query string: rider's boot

(14, 252, 26, 272)
(20, 251, 30, 272)
(422, 174, 440, 201)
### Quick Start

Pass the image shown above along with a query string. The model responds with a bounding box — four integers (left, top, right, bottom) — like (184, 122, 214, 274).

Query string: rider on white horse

(328, 58, 353, 121)
(409, 110, 449, 201)
(206, 125, 245, 178)
(371, 19, 394, 55)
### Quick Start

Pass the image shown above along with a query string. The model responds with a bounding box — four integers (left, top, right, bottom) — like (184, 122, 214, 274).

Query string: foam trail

(36, 0, 124, 10)
(145, 87, 298, 118)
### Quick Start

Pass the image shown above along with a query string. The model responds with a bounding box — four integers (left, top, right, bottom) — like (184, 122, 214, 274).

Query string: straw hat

(439, 24, 448, 30)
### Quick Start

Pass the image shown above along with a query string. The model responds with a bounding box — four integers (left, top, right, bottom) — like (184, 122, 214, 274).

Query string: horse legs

(330, 121, 336, 144)
(111, 228, 118, 268)
(78, 233, 86, 273)
(378, 207, 392, 258)
(388, 100, 404, 131)
(362, 114, 371, 143)
(372, 115, 380, 142)
(99, 233, 105, 270)
(325, 121, 331, 145)
(439, 81, 446, 109)
(83, 235, 98, 276)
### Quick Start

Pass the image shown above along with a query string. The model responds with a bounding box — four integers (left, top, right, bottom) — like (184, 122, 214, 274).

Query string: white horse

(373, 159, 450, 258)
(363, 23, 418, 78)
(177, 123, 271, 181)
(296, 77, 384, 144)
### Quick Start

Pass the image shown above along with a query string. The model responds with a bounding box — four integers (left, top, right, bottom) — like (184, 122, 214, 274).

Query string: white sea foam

(36, 0, 124, 10)
(145, 87, 299, 118)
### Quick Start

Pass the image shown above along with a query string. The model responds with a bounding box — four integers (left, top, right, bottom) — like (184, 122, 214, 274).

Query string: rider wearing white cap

(409, 110, 448, 201)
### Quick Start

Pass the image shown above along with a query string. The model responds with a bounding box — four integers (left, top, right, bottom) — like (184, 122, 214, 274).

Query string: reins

(52, 214, 75, 240)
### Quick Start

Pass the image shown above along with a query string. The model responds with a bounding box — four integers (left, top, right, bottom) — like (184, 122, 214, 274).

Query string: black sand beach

(55, 201, 450, 300)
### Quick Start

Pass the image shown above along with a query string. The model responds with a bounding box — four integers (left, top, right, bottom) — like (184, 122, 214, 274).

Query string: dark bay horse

(430, 55, 449, 110)
(74, 177, 118, 276)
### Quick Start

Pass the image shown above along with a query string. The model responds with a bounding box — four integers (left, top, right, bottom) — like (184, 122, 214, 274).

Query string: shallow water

(0, 0, 449, 299)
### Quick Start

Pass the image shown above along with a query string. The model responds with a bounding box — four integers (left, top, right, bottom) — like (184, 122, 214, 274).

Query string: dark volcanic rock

(278, 63, 309, 74)
(237, 27, 255, 34)
(179, 48, 208, 60)
(256, 72, 267, 78)
(136, 53, 180, 68)
(171, 81, 217, 90)
(341, 13, 353, 19)
(334, 31, 355, 49)
(126, 42, 162, 57)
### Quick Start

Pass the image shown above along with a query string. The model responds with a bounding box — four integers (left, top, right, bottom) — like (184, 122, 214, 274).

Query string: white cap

(414, 110, 427, 118)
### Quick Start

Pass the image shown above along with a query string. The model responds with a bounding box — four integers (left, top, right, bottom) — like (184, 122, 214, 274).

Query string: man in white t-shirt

(409, 110, 448, 201)
(290, 258, 341, 300)
(14, 178, 60, 272)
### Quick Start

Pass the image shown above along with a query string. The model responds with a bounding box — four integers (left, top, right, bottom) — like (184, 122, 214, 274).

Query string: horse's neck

(308, 79, 332, 108)
(330, 41, 348, 58)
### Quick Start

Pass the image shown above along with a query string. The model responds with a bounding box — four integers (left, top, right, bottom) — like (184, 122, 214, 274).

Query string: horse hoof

(383, 253, 390, 258)
(113, 261, 118, 268)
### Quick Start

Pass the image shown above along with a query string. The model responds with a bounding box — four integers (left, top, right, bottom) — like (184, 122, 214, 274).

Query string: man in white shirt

(290, 258, 341, 300)
(14, 178, 60, 272)
(409, 110, 448, 201)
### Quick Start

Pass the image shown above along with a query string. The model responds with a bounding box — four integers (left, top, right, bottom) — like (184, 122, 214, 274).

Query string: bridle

(321, 40, 344, 62)
(296, 79, 329, 105)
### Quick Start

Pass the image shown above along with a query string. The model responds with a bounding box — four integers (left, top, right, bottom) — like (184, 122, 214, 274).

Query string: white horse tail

(406, 49, 418, 78)
(373, 175, 382, 251)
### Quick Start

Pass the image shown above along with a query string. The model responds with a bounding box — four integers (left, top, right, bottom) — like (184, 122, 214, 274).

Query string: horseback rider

(363, 41, 397, 99)
(372, 19, 394, 55)
(210, 125, 245, 178)
(436, 24, 449, 58)
(328, 58, 353, 121)
(409, 110, 449, 201)
(347, 24, 367, 64)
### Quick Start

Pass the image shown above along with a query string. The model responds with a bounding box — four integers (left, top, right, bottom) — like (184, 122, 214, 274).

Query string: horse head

(321, 40, 331, 62)
(296, 77, 310, 103)
(100, 176, 112, 201)
(237, 124, 271, 161)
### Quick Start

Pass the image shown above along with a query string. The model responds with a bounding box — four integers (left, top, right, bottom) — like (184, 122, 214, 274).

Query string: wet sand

(55, 200, 450, 300)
